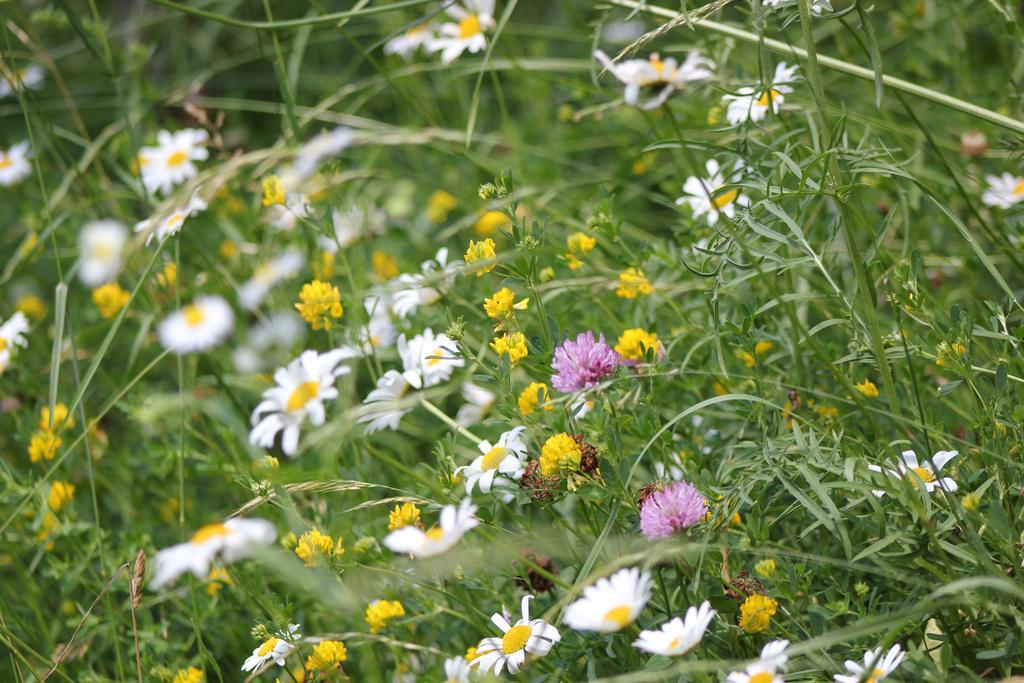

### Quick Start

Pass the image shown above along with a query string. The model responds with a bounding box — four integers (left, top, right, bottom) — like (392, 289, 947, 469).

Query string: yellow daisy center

(256, 637, 280, 657)
(167, 150, 188, 168)
(910, 466, 935, 484)
(427, 346, 446, 367)
(713, 189, 739, 208)
(749, 673, 773, 683)
(866, 668, 886, 683)
(190, 522, 229, 544)
(183, 304, 205, 327)
(1013, 179, 1024, 196)
(286, 380, 321, 412)
(167, 212, 186, 230)
(756, 88, 782, 107)
(459, 14, 481, 38)
(602, 605, 633, 629)
(480, 446, 507, 471)
(0, 338, 7, 351)
(667, 636, 682, 650)
(425, 526, 445, 540)
(0, 155, 12, 169)
(501, 624, 532, 654)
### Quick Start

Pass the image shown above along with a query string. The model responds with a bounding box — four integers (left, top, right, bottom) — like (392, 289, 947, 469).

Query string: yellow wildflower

(294, 529, 345, 567)
(614, 328, 660, 362)
(491, 332, 528, 365)
(306, 640, 348, 672)
(465, 646, 479, 661)
(47, 481, 75, 512)
(295, 280, 343, 330)
(615, 267, 653, 298)
(92, 283, 130, 319)
(539, 432, 582, 476)
(427, 190, 457, 222)
(365, 600, 405, 634)
(36, 511, 59, 548)
(518, 382, 552, 416)
(854, 379, 879, 398)
(313, 251, 335, 280)
(754, 340, 774, 356)
(483, 287, 528, 327)
(28, 430, 61, 462)
(38, 403, 74, 432)
(464, 238, 497, 276)
(16, 295, 46, 321)
(565, 232, 596, 270)
(171, 668, 204, 683)
(475, 210, 511, 236)
(754, 558, 776, 579)
(372, 250, 399, 280)
(156, 262, 177, 289)
(206, 566, 232, 596)
(962, 491, 981, 511)
(388, 502, 421, 531)
(261, 175, 286, 206)
(738, 594, 778, 633)
(218, 240, 238, 259)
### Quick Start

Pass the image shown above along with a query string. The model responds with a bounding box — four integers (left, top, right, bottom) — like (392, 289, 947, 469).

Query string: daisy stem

(418, 397, 481, 444)
(608, 0, 1024, 135)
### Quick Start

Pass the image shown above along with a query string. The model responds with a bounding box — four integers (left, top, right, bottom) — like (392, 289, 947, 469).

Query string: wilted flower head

(551, 331, 620, 393)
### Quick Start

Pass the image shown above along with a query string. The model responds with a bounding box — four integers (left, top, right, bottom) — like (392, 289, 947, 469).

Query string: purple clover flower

(550, 331, 621, 393)
(639, 481, 706, 539)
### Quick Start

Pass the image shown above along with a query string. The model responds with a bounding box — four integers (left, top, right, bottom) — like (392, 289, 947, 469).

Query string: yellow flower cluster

(305, 639, 348, 671)
(205, 566, 232, 596)
(16, 294, 46, 321)
(294, 529, 345, 567)
(92, 282, 130, 319)
(854, 379, 879, 398)
(171, 667, 204, 683)
(261, 175, 285, 206)
(427, 190, 457, 222)
(388, 502, 421, 531)
(614, 328, 660, 362)
(365, 599, 405, 634)
(491, 331, 528, 365)
(295, 279, 344, 330)
(565, 231, 596, 269)
(754, 558, 777, 579)
(475, 210, 510, 236)
(738, 594, 778, 633)
(464, 238, 497, 276)
(372, 250, 399, 280)
(539, 432, 582, 476)
(157, 262, 177, 289)
(518, 382, 552, 416)
(483, 287, 529, 330)
(28, 403, 73, 463)
(736, 340, 774, 368)
(48, 481, 75, 512)
(615, 267, 653, 299)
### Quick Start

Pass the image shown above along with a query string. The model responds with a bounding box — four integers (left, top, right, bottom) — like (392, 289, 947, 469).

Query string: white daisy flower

(149, 517, 277, 589)
(138, 128, 209, 196)
(428, 0, 496, 64)
(564, 567, 652, 633)
(724, 62, 800, 126)
(763, 0, 832, 14)
(353, 295, 397, 353)
(238, 249, 305, 310)
(77, 220, 128, 287)
(473, 595, 561, 675)
(357, 369, 413, 433)
(157, 295, 234, 354)
(834, 644, 905, 683)
(133, 189, 207, 244)
(289, 126, 354, 183)
(385, 24, 435, 59)
(572, 396, 596, 419)
(981, 173, 1024, 209)
(868, 449, 958, 496)
(249, 348, 354, 456)
(241, 623, 301, 672)
(594, 49, 714, 110)
(383, 498, 479, 558)
(389, 247, 454, 319)
(0, 64, 44, 98)
(726, 639, 790, 683)
(267, 192, 309, 231)
(0, 311, 30, 375)
(633, 601, 716, 656)
(675, 159, 749, 227)
(398, 328, 464, 389)
(455, 381, 496, 427)
(456, 426, 529, 501)
(443, 655, 472, 682)
(0, 141, 32, 187)
(318, 203, 387, 252)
